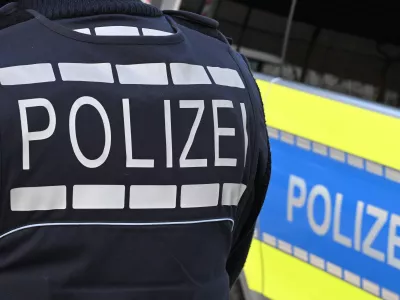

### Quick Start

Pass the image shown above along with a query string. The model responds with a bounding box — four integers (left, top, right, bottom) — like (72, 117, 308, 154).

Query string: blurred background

(154, 0, 400, 107)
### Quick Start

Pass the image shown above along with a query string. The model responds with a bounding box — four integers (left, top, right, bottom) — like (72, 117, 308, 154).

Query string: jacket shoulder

(163, 10, 232, 45)
(0, 3, 33, 30)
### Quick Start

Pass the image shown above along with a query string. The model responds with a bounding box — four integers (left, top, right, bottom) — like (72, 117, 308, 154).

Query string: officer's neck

(17, 0, 162, 20)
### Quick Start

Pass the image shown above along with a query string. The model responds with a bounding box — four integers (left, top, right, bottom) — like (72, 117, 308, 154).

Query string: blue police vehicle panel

(261, 127, 400, 297)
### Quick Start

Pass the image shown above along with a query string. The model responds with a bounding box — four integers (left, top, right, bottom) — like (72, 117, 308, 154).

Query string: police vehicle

(239, 74, 400, 300)
(202, 0, 400, 298)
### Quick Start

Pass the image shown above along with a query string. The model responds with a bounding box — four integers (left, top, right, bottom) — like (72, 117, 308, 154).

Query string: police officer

(0, 1, 271, 299)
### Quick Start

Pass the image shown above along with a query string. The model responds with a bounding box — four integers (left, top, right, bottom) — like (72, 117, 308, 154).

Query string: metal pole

(280, 0, 298, 76)
(159, 0, 182, 10)
(196, 0, 207, 14)
(300, 27, 321, 82)
(236, 6, 252, 52)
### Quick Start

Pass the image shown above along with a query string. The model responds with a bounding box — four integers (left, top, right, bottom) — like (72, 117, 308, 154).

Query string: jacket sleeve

(226, 55, 272, 287)
(226, 137, 271, 287)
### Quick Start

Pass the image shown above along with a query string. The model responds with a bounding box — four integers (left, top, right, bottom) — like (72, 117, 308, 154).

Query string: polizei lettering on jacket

(18, 96, 248, 171)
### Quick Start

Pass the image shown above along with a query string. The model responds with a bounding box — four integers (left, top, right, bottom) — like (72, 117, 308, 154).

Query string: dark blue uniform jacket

(0, 1, 271, 299)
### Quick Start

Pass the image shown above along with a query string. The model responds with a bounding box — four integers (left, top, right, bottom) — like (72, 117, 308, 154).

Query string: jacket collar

(17, 0, 162, 19)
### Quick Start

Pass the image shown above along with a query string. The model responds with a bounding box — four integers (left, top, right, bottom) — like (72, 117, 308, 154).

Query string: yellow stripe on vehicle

(244, 239, 380, 300)
(257, 80, 400, 170)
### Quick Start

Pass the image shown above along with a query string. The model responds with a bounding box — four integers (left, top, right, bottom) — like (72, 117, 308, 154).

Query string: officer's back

(0, 1, 271, 299)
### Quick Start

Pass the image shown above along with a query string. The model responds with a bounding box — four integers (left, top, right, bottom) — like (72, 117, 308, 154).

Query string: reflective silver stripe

(296, 137, 311, 150)
(330, 148, 345, 162)
(262, 232, 392, 296)
(59, 63, 114, 83)
(366, 161, 384, 176)
(312, 142, 328, 156)
(382, 289, 399, 300)
(0, 219, 235, 240)
(129, 185, 177, 209)
(293, 247, 308, 261)
(267, 127, 279, 139)
(348, 154, 364, 168)
(10, 183, 246, 211)
(10, 186, 66, 211)
(207, 66, 245, 88)
(362, 279, 380, 296)
(181, 184, 219, 208)
(170, 63, 212, 85)
(310, 254, 325, 269)
(277, 240, 292, 254)
(271, 126, 400, 184)
(95, 26, 139, 36)
(221, 183, 246, 206)
(0, 63, 55, 85)
(262, 232, 276, 246)
(344, 270, 361, 287)
(281, 132, 295, 144)
(73, 185, 125, 209)
(116, 63, 168, 85)
(386, 168, 400, 183)
(74, 28, 91, 35)
(0, 63, 250, 88)
(326, 262, 342, 277)
(142, 28, 172, 36)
